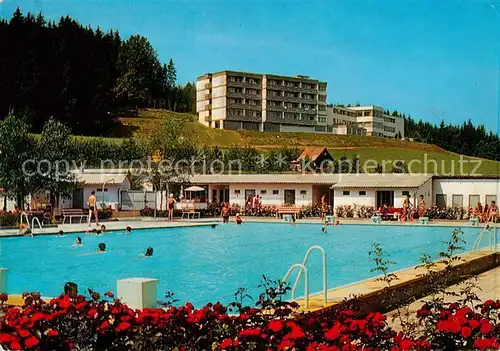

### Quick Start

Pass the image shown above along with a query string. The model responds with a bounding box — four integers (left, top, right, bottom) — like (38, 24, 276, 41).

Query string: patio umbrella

(184, 186, 205, 192)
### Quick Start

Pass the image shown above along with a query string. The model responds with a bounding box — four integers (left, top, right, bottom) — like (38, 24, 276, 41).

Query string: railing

(31, 217, 43, 233)
(282, 264, 308, 311)
(292, 245, 328, 306)
(472, 223, 496, 251)
(20, 212, 30, 229)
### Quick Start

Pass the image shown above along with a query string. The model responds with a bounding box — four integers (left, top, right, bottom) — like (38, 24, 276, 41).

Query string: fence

(120, 190, 157, 211)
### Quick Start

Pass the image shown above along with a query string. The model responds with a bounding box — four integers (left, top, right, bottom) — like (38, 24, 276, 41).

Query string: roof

(72, 169, 130, 185)
(330, 174, 433, 189)
(297, 147, 332, 161)
(190, 173, 434, 188)
(190, 174, 340, 185)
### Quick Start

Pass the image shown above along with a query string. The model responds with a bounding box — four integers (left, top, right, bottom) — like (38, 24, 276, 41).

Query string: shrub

(0, 211, 18, 227)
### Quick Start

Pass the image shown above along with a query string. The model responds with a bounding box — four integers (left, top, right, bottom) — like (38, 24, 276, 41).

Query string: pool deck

(293, 249, 498, 313)
(386, 265, 500, 332)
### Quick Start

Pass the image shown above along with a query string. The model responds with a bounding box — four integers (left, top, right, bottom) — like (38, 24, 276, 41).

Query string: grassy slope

(87, 109, 500, 175)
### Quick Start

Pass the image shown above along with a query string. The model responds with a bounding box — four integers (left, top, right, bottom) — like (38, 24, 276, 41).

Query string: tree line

(389, 110, 500, 162)
(0, 8, 196, 135)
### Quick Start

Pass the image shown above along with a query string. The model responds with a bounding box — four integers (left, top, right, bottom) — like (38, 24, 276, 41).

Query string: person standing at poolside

(418, 195, 426, 218)
(488, 201, 498, 223)
(221, 203, 230, 223)
(167, 194, 176, 221)
(402, 195, 411, 222)
(321, 194, 328, 223)
(87, 191, 99, 227)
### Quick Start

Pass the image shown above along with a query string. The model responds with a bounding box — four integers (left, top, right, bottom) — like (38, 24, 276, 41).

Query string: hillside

(107, 109, 499, 175)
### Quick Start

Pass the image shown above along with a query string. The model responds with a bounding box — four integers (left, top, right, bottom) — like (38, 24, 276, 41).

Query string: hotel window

(234, 190, 241, 195)
(343, 191, 350, 196)
(359, 191, 366, 196)
(402, 191, 410, 196)
(486, 195, 497, 204)
(273, 190, 279, 195)
(300, 190, 307, 195)
(469, 194, 480, 208)
(452, 194, 463, 207)
(260, 190, 267, 195)
(436, 194, 447, 208)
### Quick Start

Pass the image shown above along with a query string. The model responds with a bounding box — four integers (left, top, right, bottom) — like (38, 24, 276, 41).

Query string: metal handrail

(292, 245, 327, 306)
(473, 223, 495, 251)
(20, 212, 30, 229)
(282, 264, 309, 311)
(31, 217, 43, 233)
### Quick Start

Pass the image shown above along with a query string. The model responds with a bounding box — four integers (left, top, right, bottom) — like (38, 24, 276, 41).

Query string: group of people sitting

(472, 201, 498, 223)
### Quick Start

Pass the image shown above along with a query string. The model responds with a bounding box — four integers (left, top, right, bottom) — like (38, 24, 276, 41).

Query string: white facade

(432, 178, 500, 208)
(228, 183, 314, 207)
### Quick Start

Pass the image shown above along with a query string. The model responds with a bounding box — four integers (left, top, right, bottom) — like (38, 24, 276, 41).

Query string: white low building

(432, 177, 500, 208)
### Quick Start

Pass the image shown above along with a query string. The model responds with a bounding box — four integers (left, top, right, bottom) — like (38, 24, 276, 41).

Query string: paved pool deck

(386, 265, 500, 332)
(1, 216, 488, 237)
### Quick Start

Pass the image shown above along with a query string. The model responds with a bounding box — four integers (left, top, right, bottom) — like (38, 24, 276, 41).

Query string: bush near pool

(1, 291, 500, 350)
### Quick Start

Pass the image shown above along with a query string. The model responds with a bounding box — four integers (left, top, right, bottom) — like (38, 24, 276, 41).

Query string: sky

(1, 0, 500, 133)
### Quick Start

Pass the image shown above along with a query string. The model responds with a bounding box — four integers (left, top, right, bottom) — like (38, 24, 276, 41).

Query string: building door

(436, 194, 447, 208)
(72, 188, 84, 209)
(376, 191, 394, 209)
(284, 189, 296, 205)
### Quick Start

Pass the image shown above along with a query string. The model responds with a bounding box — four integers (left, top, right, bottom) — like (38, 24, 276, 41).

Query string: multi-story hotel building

(196, 71, 328, 133)
(196, 70, 404, 138)
(327, 105, 404, 138)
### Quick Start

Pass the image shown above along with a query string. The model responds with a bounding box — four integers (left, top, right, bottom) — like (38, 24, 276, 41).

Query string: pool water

(0, 223, 481, 307)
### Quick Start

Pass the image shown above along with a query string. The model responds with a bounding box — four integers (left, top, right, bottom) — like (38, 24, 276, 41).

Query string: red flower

(9, 341, 22, 350)
(17, 329, 30, 338)
(325, 322, 342, 341)
(220, 338, 232, 349)
(247, 308, 259, 315)
(474, 337, 500, 350)
(24, 335, 39, 349)
(87, 308, 97, 318)
(120, 315, 132, 322)
(480, 321, 493, 334)
(105, 292, 114, 298)
(0, 293, 8, 302)
(483, 300, 495, 307)
(268, 320, 284, 333)
(47, 330, 59, 337)
(238, 328, 261, 338)
(116, 322, 131, 332)
(461, 326, 472, 339)
(469, 319, 480, 329)
(239, 313, 249, 321)
(31, 312, 49, 323)
(399, 338, 413, 350)
(278, 338, 295, 350)
(99, 321, 109, 330)
(233, 339, 240, 347)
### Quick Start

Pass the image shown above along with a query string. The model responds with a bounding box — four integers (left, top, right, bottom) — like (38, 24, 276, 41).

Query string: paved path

(386, 266, 500, 331)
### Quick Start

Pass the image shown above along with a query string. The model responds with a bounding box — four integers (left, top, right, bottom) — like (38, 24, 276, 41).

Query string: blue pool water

(0, 223, 481, 307)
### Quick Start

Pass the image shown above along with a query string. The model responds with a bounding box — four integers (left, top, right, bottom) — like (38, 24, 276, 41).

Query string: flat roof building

(196, 71, 327, 133)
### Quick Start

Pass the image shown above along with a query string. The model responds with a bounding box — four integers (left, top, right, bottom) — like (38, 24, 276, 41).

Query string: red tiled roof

(296, 147, 330, 161)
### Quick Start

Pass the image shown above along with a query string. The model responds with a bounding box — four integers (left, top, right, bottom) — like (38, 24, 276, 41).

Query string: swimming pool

(0, 223, 482, 307)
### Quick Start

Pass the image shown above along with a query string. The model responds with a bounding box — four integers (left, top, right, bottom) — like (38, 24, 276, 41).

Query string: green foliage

(0, 211, 18, 227)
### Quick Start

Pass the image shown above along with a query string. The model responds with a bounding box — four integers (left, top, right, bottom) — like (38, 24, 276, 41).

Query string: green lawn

(71, 108, 500, 176)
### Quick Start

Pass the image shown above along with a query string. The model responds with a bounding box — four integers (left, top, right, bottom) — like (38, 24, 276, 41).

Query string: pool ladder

(19, 212, 43, 234)
(473, 222, 497, 252)
(281, 245, 327, 312)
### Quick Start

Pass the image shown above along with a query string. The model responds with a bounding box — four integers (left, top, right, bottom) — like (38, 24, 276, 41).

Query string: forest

(0, 8, 196, 135)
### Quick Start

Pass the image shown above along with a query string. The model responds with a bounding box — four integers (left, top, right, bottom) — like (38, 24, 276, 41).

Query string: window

(260, 190, 267, 195)
(486, 195, 497, 205)
(300, 190, 307, 195)
(359, 191, 366, 196)
(436, 194, 447, 208)
(96, 188, 109, 204)
(469, 194, 480, 208)
(451, 194, 463, 207)
(402, 191, 410, 196)
(272, 190, 279, 195)
(343, 191, 350, 196)
(234, 190, 241, 195)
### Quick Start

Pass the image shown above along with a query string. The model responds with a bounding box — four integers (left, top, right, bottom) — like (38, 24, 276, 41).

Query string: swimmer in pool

(100, 225, 107, 233)
(125, 226, 131, 234)
(321, 226, 327, 233)
(144, 247, 153, 257)
(211, 224, 217, 228)
(75, 237, 82, 246)
(97, 243, 106, 252)
(290, 217, 296, 225)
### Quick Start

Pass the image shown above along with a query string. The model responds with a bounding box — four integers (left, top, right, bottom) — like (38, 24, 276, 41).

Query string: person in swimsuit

(75, 237, 82, 246)
(474, 202, 483, 219)
(144, 247, 153, 257)
(64, 282, 78, 298)
(321, 194, 328, 223)
(221, 203, 230, 223)
(88, 191, 99, 227)
(482, 204, 489, 223)
(167, 194, 176, 221)
(402, 195, 411, 222)
(418, 195, 426, 218)
(488, 201, 498, 223)
(125, 226, 132, 234)
(235, 213, 242, 225)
